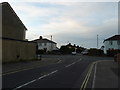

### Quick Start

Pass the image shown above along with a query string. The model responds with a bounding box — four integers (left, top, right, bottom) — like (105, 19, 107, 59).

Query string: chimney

(39, 36, 43, 39)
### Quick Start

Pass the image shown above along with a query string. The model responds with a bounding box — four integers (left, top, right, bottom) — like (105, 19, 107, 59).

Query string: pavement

(87, 60, 119, 89)
(2, 57, 59, 75)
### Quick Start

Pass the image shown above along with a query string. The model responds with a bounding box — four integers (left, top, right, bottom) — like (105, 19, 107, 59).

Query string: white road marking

(76, 58, 82, 63)
(57, 59, 62, 63)
(80, 62, 95, 90)
(92, 63, 97, 88)
(2, 65, 44, 76)
(80, 60, 111, 90)
(65, 64, 72, 67)
(13, 70, 58, 90)
(65, 62, 75, 68)
(65, 58, 82, 68)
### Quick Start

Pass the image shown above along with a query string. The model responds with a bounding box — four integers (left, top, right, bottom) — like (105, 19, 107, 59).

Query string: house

(2, 2, 27, 40)
(100, 46, 104, 51)
(103, 35, 120, 54)
(1, 2, 37, 63)
(33, 36, 58, 52)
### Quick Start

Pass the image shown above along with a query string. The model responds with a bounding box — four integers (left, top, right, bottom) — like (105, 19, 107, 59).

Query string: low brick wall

(2, 38, 37, 63)
(117, 53, 120, 62)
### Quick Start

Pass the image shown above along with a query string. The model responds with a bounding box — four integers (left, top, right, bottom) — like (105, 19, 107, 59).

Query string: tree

(60, 45, 74, 54)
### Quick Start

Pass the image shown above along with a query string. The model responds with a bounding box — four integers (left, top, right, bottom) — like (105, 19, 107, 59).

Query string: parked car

(72, 52, 76, 55)
(114, 53, 120, 62)
(81, 51, 88, 55)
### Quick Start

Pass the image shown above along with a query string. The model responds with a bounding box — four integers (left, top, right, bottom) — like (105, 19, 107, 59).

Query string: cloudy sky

(2, 0, 119, 48)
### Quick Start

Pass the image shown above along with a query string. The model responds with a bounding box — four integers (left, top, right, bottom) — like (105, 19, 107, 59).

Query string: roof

(2, 37, 37, 43)
(104, 35, 120, 42)
(1, 2, 27, 30)
(32, 38, 57, 44)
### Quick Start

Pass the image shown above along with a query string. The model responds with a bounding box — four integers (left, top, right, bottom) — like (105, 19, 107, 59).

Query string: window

(109, 41, 113, 45)
(44, 43, 47, 46)
(117, 40, 120, 45)
(39, 43, 42, 46)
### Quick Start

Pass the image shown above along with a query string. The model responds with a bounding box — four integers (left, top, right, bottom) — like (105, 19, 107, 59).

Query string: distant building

(103, 35, 120, 54)
(33, 36, 58, 52)
(1, 2, 37, 63)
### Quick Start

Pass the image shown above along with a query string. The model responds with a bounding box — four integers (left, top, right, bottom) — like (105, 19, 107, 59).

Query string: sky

(1, 0, 119, 48)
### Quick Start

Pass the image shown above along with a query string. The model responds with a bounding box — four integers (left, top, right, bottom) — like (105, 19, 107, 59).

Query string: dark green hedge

(88, 48, 104, 56)
(107, 49, 120, 57)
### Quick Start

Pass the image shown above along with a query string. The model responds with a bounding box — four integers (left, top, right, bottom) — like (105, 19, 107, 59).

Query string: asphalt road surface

(2, 55, 113, 89)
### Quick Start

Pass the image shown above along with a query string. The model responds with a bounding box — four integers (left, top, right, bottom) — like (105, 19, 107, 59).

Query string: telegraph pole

(51, 35, 52, 51)
(97, 34, 98, 49)
(51, 35, 52, 41)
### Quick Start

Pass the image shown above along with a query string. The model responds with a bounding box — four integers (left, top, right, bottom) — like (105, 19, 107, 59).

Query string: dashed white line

(57, 59, 62, 63)
(65, 64, 72, 67)
(65, 58, 82, 68)
(49, 70, 58, 74)
(13, 70, 58, 90)
(72, 62, 76, 64)
(65, 62, 75, 67)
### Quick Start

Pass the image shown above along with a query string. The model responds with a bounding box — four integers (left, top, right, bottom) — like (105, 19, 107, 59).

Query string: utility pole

(51, 35, 52, 41)
(97, 34, 98, 49)
(51, 35, 52, 51)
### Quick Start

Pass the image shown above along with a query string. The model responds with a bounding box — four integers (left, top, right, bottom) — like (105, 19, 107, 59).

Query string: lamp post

(97, 34, 98, 49)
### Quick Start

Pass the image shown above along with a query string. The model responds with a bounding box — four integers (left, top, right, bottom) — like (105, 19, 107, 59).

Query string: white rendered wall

(38, 42, 57, 51)
(104, 40, 120, 54)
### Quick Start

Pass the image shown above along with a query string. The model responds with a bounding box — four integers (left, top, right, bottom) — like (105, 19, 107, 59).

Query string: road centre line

(65, 64, 73, 68)
(2, 58, 82, 76)
(13, 70, 58, 90)
(65, 62, 76, 67)
(65, 58, 82, 68)
(57, 59, 62, 63)
(76, 58, 82, 63)
(1, 65, 45, 76)
(2, 58, 62, 76)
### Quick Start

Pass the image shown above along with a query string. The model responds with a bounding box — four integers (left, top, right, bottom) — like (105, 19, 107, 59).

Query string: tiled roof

(32, 39, 57, 44)
(104, 35, 120, 42)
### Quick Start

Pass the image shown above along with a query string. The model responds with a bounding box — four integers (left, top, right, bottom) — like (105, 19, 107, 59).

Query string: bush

(36, 50, 46, 54)
(107, 49, 120, 57)
(88, 48, 104, 56)
(47, 50, 61, 55)
(60, 46, 74, 54)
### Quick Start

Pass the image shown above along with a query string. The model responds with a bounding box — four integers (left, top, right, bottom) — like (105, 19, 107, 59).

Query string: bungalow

(1, 2, 37, 63)
(103, 35, 120, 54)
(33, 36, 58, 52)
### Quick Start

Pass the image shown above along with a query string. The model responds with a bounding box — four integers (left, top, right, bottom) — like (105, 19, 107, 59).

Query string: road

(2, 55, 113, 89)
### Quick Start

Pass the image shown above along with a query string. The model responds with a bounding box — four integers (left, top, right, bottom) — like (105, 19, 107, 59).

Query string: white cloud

(1, 0, 119, 3)
(10, 2, 60, 17)
(2, 1, 118, 48)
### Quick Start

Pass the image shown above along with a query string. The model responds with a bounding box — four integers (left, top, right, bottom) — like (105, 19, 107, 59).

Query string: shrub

(107, 49, 120, 57)
(60, 46, 74, 54)
(88, 48, 104, 56)
(36, 50, 46, 54)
